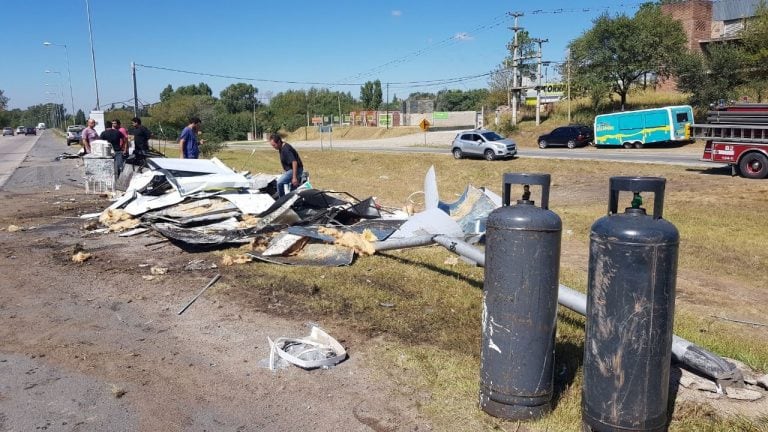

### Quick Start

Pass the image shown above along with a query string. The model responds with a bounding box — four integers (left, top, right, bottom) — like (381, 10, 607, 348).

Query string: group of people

(80, 115, 304, 196)
(175, 117, 304, 196)
(80, 117, 152, 174)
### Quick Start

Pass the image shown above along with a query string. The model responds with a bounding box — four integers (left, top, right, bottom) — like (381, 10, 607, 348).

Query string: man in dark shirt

(100, 120, 126, 175)
(130, 117, 151, 159)
(269, 133, 304, 197)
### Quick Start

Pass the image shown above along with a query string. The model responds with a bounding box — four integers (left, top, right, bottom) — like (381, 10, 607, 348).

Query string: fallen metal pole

(376, 235, 743, 386)
(178, 274, 221, 315)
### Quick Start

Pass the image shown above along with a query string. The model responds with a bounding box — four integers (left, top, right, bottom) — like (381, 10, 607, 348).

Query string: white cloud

(391, 10, 402, 17)
(454, 32, 474, 41)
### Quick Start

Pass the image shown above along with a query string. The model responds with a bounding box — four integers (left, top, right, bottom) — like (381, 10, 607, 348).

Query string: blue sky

(1, 0, 645, 114)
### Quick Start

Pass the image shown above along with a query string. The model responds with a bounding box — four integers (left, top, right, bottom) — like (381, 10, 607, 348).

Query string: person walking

(129, 117, 152, 160)
(101, 120, 127, 175)
(268, 133, 304, 197)
(179, 117, 202, 159)
(80, 118, 98, 154)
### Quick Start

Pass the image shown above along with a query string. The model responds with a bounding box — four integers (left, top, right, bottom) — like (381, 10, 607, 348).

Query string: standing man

(80, 118, 98, 154)
(179, 117, 202, 159)
(101, 120, 127, 175)
(129, 117, 151, 159)
(269, 133, 304, 197)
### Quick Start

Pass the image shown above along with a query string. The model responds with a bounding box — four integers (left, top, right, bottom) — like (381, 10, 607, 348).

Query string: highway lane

(0, 131, 40, 189)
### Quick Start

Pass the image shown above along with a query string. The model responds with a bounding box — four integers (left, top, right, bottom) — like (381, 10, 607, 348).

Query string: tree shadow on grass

(377, 251, 484, 290)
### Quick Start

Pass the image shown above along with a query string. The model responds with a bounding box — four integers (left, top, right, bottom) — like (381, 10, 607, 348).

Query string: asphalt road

(0, 131, 41, 189)
(231, 130, 726, 169)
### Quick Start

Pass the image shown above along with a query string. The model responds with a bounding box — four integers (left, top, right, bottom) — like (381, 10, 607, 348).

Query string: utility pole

(131, 62, 138, 117)
(508, 12, 523, 126)
(532, 38, 548, 126)
(567, 50, 572, 124)
(84, 0, 101, 110)
(386, 82, 390, 130)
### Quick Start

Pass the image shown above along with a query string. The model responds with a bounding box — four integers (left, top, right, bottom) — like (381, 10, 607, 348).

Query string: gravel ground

(0, 131, 431, 431)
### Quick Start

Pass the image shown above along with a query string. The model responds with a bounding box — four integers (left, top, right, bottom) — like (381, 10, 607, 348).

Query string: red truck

(695, 103, 768, 179)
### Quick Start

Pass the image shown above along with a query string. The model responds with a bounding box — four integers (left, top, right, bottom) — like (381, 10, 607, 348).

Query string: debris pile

(94, 160, 493, 267)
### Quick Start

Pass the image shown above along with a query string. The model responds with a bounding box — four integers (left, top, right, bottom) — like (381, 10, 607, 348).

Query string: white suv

(66, 125, 84, 146)
(451, 129, 517, 161)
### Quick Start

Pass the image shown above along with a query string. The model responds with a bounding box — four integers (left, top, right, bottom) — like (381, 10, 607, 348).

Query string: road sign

(419, 118, 431, 131)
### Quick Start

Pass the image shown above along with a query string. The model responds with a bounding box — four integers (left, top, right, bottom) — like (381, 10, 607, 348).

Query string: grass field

(213, 147, 768, 431)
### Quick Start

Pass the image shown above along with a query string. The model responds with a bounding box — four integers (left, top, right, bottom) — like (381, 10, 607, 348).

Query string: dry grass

(214, 148, 768, 431)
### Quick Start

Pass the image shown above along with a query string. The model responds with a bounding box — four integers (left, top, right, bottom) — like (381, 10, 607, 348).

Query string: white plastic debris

(267, 326, 346, 371)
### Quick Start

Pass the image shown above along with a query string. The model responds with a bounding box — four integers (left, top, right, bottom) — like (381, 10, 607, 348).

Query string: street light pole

(43, 42, 75, 126)
(84, 0, 101, 110)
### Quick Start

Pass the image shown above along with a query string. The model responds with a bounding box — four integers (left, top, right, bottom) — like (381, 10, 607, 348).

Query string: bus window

(676, 112, 689, 123)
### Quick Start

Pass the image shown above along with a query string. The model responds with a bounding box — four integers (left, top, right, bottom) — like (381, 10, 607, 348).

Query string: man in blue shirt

(179, 117, 202, 159)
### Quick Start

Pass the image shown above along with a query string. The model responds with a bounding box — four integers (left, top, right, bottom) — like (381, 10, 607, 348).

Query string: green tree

(159, 85, 175, 102)
(218, 83, 259, 114)
(360, 80, 382, 110)
(741, 1, 768, 101)
(569, 4, 687, 109)
(148, 94, 216, 139)
(675, 43, 748, 108)
(75, 109, 86, 125)
(0, 89, 8, 111)
(435, 89, 489, 111)
(267, 89, 309, 132)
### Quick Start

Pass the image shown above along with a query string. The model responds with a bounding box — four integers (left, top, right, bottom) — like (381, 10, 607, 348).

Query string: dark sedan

(537, 125, 593, 149)
(24, 127, 37, 136)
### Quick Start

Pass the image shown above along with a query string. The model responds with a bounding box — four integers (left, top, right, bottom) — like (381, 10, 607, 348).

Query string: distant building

(659, 0, 761, 90)
(661, 0, 762, 52)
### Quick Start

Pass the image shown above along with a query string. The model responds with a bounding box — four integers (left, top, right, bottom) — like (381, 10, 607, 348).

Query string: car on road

(24, 127, 37, 136)
(15, 126, 26, 135)
(537, 125, 594, 149)
(2, 127, 13, 136)
(451, 129, 517, 161)
(66, 125, 84, 146)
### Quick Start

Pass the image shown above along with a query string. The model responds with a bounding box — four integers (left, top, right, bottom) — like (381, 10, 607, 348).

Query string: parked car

(66, 125, 84, 146)
(451, 129, 517, 161)
(537, 125, 594, 149)
(2, 127, 13, 136)
(15, 126, 25, 135)
(24, 127, 37, 136)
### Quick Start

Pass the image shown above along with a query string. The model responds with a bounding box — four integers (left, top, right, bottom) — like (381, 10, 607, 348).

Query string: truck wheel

(738, 152, 768, 179)
(567, 140, 576, 149)
(484, 149, 495, 161)
(634, 142, 643, 149)
(622, 142, 632, 149)
(452, 148, 463, 159)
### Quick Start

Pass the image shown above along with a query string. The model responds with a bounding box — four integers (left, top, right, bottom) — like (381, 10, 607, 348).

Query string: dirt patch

(0, 189, 432, 431)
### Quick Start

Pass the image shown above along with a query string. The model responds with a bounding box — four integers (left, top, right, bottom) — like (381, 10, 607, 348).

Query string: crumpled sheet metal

(145, 157, 236, 176)
(389, 207, 465, 239)
(152, 218, 254, 247)
(219, 192, 275, 215)
(440, 185, 499, 235)
(268, 326, 347, 370)
(248, 244, 354, 267)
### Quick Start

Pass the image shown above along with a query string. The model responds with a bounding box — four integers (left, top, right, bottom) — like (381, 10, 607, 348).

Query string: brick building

(658, 0, 760, 90)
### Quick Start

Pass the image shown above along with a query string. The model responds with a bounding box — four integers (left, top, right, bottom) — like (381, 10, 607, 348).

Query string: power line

(135, 63, 492, 88)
